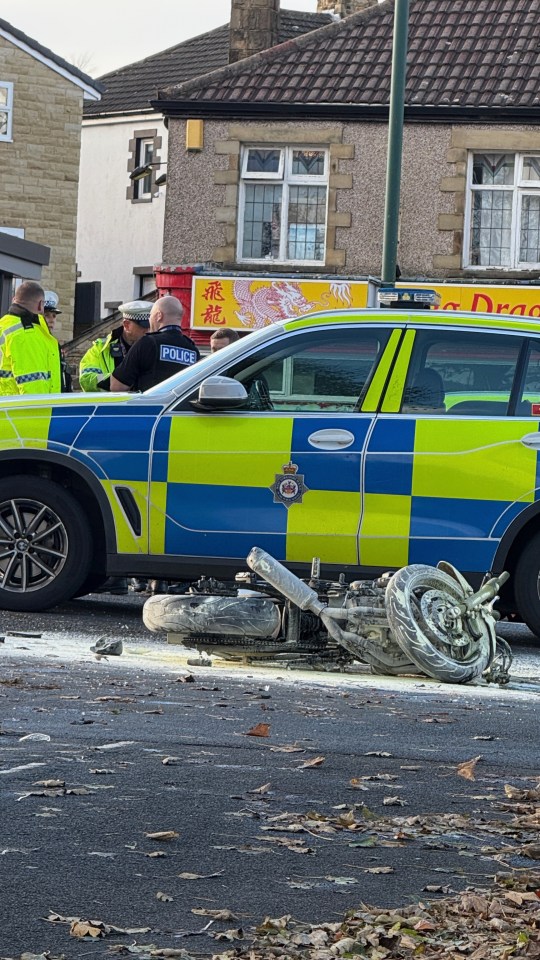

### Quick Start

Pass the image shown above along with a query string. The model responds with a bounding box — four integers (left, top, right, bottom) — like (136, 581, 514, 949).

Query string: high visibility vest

(79, 327, 127, 391)
(0, 310, 62, 396)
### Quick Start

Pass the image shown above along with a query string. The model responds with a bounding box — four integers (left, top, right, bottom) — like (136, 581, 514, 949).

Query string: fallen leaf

(213, 927, 244, 942)
(365, 751, 392, 758)
(364, 866, 395, 874)
(162, 757, 181, 765)
(146, 851, 167, 858)
(457, 756, 482, 780)
(244, 723, 270, 738)
(504, 783, 540, 801)
(33, 780, 65, 788)
(522, 843, 540, 860)
(191, 908, 237, 920)
(156, 891, 173, 902)
(383, 796, 408, 806)
(70, 919, 104, 939)
(174, 673, 195, 682)
(269, 744, 305, 753)
(90, 769, 115, 775)
(144, 830, 179, 841)
(249, 782, 271, 794)
(298, 756, 325, 769)
(178, 870, 225, 879)
(349, 778, 369, 791)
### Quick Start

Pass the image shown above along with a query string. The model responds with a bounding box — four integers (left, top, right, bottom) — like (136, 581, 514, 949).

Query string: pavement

(0, 593, 539, 958)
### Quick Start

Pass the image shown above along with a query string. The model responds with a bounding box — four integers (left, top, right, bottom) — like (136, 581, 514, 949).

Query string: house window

(0, 82, 14, 141)
(466, 152, 540, 269)
(126, 128, 161, 203)
(134, 137, 154, 199)
(238, 147, 328, 264)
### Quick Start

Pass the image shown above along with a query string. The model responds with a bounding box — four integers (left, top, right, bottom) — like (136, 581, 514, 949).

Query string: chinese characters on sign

(200, 280, 226, 325)
(192, 277, 369, 329)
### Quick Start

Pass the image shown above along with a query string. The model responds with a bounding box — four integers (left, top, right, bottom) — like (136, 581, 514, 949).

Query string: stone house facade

(0, 18, 101, 339)
(156, 0, 540, 287)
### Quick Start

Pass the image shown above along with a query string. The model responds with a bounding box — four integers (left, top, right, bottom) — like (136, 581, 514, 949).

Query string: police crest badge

(270, 461, 308, 508)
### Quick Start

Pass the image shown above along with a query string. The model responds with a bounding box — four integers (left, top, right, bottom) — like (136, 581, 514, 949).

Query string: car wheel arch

(0, 449, 116, 566)
(491, 501, 540, 616)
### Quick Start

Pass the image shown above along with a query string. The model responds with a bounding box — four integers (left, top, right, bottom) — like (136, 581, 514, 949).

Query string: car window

(402, 330, 524, 416)
(234, 328, 390, 412)
(519, 341, 540, 415)
(194, 327, 390, 413)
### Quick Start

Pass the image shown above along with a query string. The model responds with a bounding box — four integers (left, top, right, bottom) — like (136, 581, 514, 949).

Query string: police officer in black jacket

(110, 296, 199, 393)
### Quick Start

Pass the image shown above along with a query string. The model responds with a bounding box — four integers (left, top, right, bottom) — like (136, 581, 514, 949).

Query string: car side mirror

(191, 375, 248, 411)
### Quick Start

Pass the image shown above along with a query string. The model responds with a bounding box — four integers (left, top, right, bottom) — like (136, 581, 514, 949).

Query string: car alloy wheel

(0, 497, 68, 593)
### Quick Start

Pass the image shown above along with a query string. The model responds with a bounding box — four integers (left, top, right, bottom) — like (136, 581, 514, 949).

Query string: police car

(2, 289, 540, 638)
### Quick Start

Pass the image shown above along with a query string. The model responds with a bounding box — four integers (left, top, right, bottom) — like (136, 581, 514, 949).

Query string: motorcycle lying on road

(143, 547, 512, 685)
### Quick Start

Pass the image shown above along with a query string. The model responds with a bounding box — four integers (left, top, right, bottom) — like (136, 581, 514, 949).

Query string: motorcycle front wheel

(385, 564, 492, 684)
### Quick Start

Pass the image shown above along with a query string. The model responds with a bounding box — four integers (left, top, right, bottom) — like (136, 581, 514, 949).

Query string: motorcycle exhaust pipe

(247, 547, 325, 615)
(247, 546, 388, 666)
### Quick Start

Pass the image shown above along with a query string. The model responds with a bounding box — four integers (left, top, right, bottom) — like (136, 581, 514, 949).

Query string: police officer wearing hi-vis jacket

(0, 280, 61, 396)
(79, 300, 150, 391)
(110, 296, 199, 392)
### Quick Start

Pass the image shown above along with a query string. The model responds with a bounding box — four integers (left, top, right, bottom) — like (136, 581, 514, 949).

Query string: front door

(149, 324, 398, 572)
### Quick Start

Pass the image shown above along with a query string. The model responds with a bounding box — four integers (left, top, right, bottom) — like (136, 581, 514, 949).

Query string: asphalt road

(0, 593, 539, 958)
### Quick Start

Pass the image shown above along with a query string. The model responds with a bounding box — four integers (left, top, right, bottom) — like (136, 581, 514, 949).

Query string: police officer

(79, 300, 150, 391)
(110, 296, 199, 392)
(0, 280, 61, 396)
(43, 291, 73, 392)
(43, 290, 61, 333)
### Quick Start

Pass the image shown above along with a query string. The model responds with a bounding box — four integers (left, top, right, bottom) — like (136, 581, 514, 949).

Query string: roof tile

(157, 0, 540, 111)
(84, 11, 332, 117)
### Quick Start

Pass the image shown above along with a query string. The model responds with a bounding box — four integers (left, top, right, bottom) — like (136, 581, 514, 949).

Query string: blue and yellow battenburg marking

(360, 416, 540, 571)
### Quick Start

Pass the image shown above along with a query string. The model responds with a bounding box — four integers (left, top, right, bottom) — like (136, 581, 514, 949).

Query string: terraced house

(0, 18, 101, 338)
(155, 0, 540, 294)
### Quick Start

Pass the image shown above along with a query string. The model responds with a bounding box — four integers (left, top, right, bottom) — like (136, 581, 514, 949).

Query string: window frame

(395, 323, 536, 418)
(237, 145, 329, 266)
(463, 151, 540, 270)
(134, 137, 155, 200)
(0, 81, 14, 142)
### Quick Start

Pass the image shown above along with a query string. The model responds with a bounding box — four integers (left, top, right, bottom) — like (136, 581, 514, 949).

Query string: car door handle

(521, 433, 540, 450)
(308, 429, 355, 450)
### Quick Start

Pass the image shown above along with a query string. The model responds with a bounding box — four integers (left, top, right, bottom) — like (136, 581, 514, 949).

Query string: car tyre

(0, 475, 92, 612)
(513, 532, 540, 639)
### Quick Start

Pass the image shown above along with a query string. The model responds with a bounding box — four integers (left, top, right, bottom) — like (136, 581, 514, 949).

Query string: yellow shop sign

(192, 276, 369, 329)
(401, 282, 540, 317)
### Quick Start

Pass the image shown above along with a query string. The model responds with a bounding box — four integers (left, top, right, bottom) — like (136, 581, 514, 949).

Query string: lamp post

(380, 0, 410, 286)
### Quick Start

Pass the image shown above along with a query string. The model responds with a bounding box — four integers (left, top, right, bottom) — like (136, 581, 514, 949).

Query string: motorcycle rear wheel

(385, 564, 492, 684)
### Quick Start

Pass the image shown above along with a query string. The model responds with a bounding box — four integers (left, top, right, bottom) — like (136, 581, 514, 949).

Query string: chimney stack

(317, 0, 379, 15)
(229, 0, 280, 64)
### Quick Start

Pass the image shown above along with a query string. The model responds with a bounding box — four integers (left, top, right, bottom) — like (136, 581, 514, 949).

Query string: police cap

(43, 291, 61, 314)
(119, 300, 151, 328)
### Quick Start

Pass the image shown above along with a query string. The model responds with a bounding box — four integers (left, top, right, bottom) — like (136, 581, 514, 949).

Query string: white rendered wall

(76, 114, 168, 316)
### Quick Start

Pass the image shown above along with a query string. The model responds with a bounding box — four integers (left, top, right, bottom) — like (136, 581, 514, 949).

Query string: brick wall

(0, 34, 84, 341)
